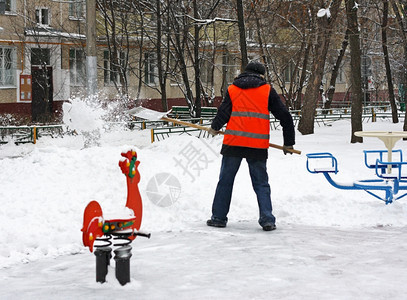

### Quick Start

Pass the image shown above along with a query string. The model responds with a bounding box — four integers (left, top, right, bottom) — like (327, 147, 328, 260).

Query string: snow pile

(1, 116, 407, 270)
(1, 107, 407, 298)
(62, 97, 105, 133)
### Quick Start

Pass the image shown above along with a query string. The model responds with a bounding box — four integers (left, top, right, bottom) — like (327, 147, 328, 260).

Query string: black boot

(262, 223, 276, 231)
(207, 219, 226, 228)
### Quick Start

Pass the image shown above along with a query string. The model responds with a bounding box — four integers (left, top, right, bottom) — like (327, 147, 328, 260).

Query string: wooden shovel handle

(161, 116, 301, 155)
(267, 143, 301, 155)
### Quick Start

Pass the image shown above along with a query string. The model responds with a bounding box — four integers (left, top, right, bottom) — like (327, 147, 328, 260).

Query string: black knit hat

(245, 61, 266, 75)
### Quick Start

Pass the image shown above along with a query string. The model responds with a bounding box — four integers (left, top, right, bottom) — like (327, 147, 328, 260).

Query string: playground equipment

(354, 131, 407, 172)
(307, 131, 407, 204)
(306, 151, 407, 204)
(81, 149, 150, 285)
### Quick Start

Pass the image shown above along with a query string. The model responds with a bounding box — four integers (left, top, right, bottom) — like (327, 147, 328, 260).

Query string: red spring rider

(81, 149, 150, 253)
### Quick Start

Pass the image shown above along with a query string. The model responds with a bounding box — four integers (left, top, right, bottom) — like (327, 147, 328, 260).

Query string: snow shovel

(127, 106, 301, 155)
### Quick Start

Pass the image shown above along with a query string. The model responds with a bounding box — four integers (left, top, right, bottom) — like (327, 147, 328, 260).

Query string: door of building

(31, 48, 53, 122)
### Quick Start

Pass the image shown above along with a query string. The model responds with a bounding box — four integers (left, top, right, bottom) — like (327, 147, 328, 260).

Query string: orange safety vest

(223, 84, 270, 149)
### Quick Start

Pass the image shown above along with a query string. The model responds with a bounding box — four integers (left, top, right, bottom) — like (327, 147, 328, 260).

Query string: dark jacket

(211, 72, 295, 159)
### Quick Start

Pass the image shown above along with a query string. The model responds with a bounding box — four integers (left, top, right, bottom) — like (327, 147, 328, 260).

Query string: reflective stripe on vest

(223, 84, 270, 149)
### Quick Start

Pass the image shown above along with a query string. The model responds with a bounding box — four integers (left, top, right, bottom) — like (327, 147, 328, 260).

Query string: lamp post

(86, 0, 97, 98)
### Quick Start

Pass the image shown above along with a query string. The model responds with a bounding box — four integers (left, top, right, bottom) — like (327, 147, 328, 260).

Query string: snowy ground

(1, 111, 407, 299)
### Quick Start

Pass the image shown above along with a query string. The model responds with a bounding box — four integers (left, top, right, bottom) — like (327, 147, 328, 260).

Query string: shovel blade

(127, 106, 171, 121)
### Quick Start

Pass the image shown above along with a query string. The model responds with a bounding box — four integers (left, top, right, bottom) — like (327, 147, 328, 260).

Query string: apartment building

(0, 1, 236, 122)
(0, 0, 391, 124)
(0, 0, 85, 121)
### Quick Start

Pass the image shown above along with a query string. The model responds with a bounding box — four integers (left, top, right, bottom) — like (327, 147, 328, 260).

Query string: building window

(31, 48, 50, 66)
(103, 50, 126, 85)
(222, 52, 237, 85)
(144, 52, 156, 85)
(201, 59, 213, 84)
(69, 49, 85, 86)
(168, 54, 178, 85)
(337, 65, 345, 83)
(35, 8, 50, 26)
(69, 0, 84, 19)
(0, 47, 16, 87)
(246, 26, 256, 42)
(0, 0, 16, 14)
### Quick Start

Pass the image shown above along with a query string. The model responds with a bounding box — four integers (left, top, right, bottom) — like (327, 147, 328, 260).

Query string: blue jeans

(211, 156, 276, 227)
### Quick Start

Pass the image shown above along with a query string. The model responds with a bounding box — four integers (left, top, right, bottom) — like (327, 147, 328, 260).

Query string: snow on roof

(24, 27, 85, 40)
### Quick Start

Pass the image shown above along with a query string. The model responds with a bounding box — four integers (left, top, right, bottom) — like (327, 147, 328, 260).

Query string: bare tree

(97, 0, 132, 98)
(165, 0, 233, 116)
(132, 1, 146, 101)
(156, 0, 169, 112)
(390, 0, 407, 132)
(324, 30, 349, 110)
(298, 0, 342, 135)
(381, 0, 398, 123)
(236, 0, 248, 70)
(248, 0, 312, 110)
(193, 0, 201, 116)
(167, 2, 196, 112)
(345, 0, 363, 143)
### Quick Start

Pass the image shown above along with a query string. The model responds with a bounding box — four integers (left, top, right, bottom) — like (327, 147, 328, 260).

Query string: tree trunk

(298, 0, 342, 135)
(135, 2, 145, 101)
(381, 0, 398, 123)
(390, 0, 407, 132)
(346, 0, 363, 143)
(401, 2, 407, 132)
(237, 0, 248, 70)
(296, 34, 311, 111)
(169, 7, 194, 111)
(156, 0, 168, 112)
(325, 30, 349, 110)
(404, 43, 407, 133)
(193, 0, 201, 118)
